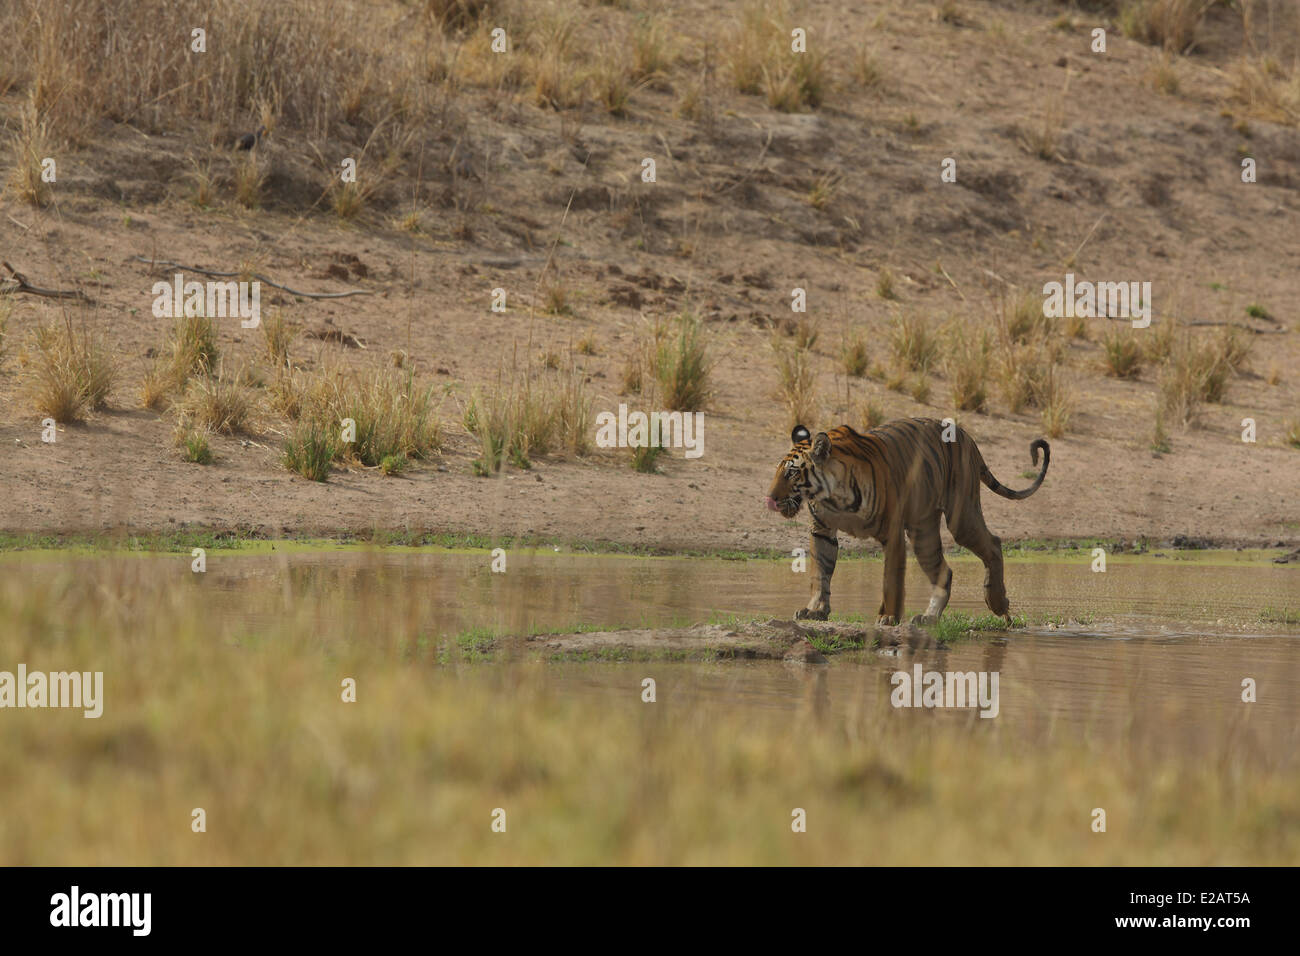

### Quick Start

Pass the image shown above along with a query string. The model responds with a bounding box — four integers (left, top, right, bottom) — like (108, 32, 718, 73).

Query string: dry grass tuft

(1227, 55, 1300, 126)
(889, 313, 939, 373)
(729, 1, 826, 111)
(1101, 328, 1144, 379)
(22, 320, 115, 421)
(425, 0, 497, 33)
(945, 326, 991, 412)
(261, 309, 296, 370)
(170, 314, 220, 379)
(853, 45, 885, 90)
(7, 104, 53, 206)
(652, 313, 712, 412)
(1039, 365, 1074, 438)
(176, 365, 255, 435)
(139, 361, 175, 411)
(175, 424, 214, 464)
(772, 340, 818, 429)
(630, 16, 675, 84)
(315, 368, 444, 466)
(0, 296, 11, 370)
(876, 268, 898, 301)
(997, 341, 1052, 414)
(1151, 400, 1171, 454)
(1157, 329, 1248, 428)
(464, 357, 590, 474)
(1147, 51, 1181, 95)
(857, 395, 887, 429)
(283, 418, 338, 482)
(1119, 0, 1211, 54)
(2, 0, 436, 149)
(542, 280, 573, 316)
(841, 331, 869, 378)
(233, 154, 265, 209)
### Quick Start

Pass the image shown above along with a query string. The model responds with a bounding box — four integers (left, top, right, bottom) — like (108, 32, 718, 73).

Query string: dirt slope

(1, 0, 1297, 550)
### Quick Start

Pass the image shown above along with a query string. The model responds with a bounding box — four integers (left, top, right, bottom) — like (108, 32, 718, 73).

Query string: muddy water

(8, 548, 1299, 756)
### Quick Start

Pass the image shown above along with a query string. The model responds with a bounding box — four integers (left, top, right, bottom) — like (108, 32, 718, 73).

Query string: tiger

(765, 418, 1049, 626)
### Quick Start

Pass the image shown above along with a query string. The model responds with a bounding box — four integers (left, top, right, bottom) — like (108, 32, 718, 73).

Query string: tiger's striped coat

(765, 418, 1049, 625)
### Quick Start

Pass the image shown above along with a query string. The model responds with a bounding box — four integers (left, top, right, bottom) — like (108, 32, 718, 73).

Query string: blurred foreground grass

(1, 560, 1297, 865)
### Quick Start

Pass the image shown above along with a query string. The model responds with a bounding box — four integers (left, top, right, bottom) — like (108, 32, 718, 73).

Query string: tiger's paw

(795, 607, 829, 621)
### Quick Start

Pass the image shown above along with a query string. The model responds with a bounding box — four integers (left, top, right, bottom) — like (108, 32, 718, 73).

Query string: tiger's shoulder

(828, 417, 947, 444)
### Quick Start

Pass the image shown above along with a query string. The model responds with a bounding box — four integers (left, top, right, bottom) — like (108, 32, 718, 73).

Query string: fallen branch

(1097, 314, 1287, 334)
(1180, 319, 1286, 334)
(133, 256, 375, 299)
(935, 261, 966, 302)
(1066, 211, 1107, 266)
(1, 262, 94, 302)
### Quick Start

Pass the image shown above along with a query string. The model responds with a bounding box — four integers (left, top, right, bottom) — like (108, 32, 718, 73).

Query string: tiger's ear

(811, 432, 831, 462)
(791, 424, 811, 445)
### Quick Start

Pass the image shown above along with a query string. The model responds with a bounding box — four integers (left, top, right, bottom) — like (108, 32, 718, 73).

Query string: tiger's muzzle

(765, 495, 802, 518)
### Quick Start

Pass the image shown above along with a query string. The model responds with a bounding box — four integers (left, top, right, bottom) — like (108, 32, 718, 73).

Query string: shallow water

(23, 547, 1284, 633)
(8, 548, 1298, 758)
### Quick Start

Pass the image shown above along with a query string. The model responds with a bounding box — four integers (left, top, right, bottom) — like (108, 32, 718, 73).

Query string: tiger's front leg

(794, 523, 838, 621)
(876, 531, 906, 626)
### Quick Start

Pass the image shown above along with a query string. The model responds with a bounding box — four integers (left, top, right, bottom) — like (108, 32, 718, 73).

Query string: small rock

(783, 638, 827, 664)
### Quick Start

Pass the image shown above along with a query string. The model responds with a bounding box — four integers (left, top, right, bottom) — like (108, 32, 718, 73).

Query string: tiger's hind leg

(908, 516, 953, 625)
(947, 504, 1010, 622)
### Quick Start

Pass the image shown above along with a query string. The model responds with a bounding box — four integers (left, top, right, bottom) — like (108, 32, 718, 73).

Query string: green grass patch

(282, 419, 337, 481)
(1259, 607, 1300, 626)
(452, 627, 499, 662)
(926, 611, 1027, 643)
(806, 630, 871, 654)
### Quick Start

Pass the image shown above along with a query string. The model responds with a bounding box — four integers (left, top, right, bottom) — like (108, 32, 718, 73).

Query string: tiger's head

(765, 424, 833, 518)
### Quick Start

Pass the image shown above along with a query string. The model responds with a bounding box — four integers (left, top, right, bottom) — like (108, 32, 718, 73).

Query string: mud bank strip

(507, 619, 950, 664)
